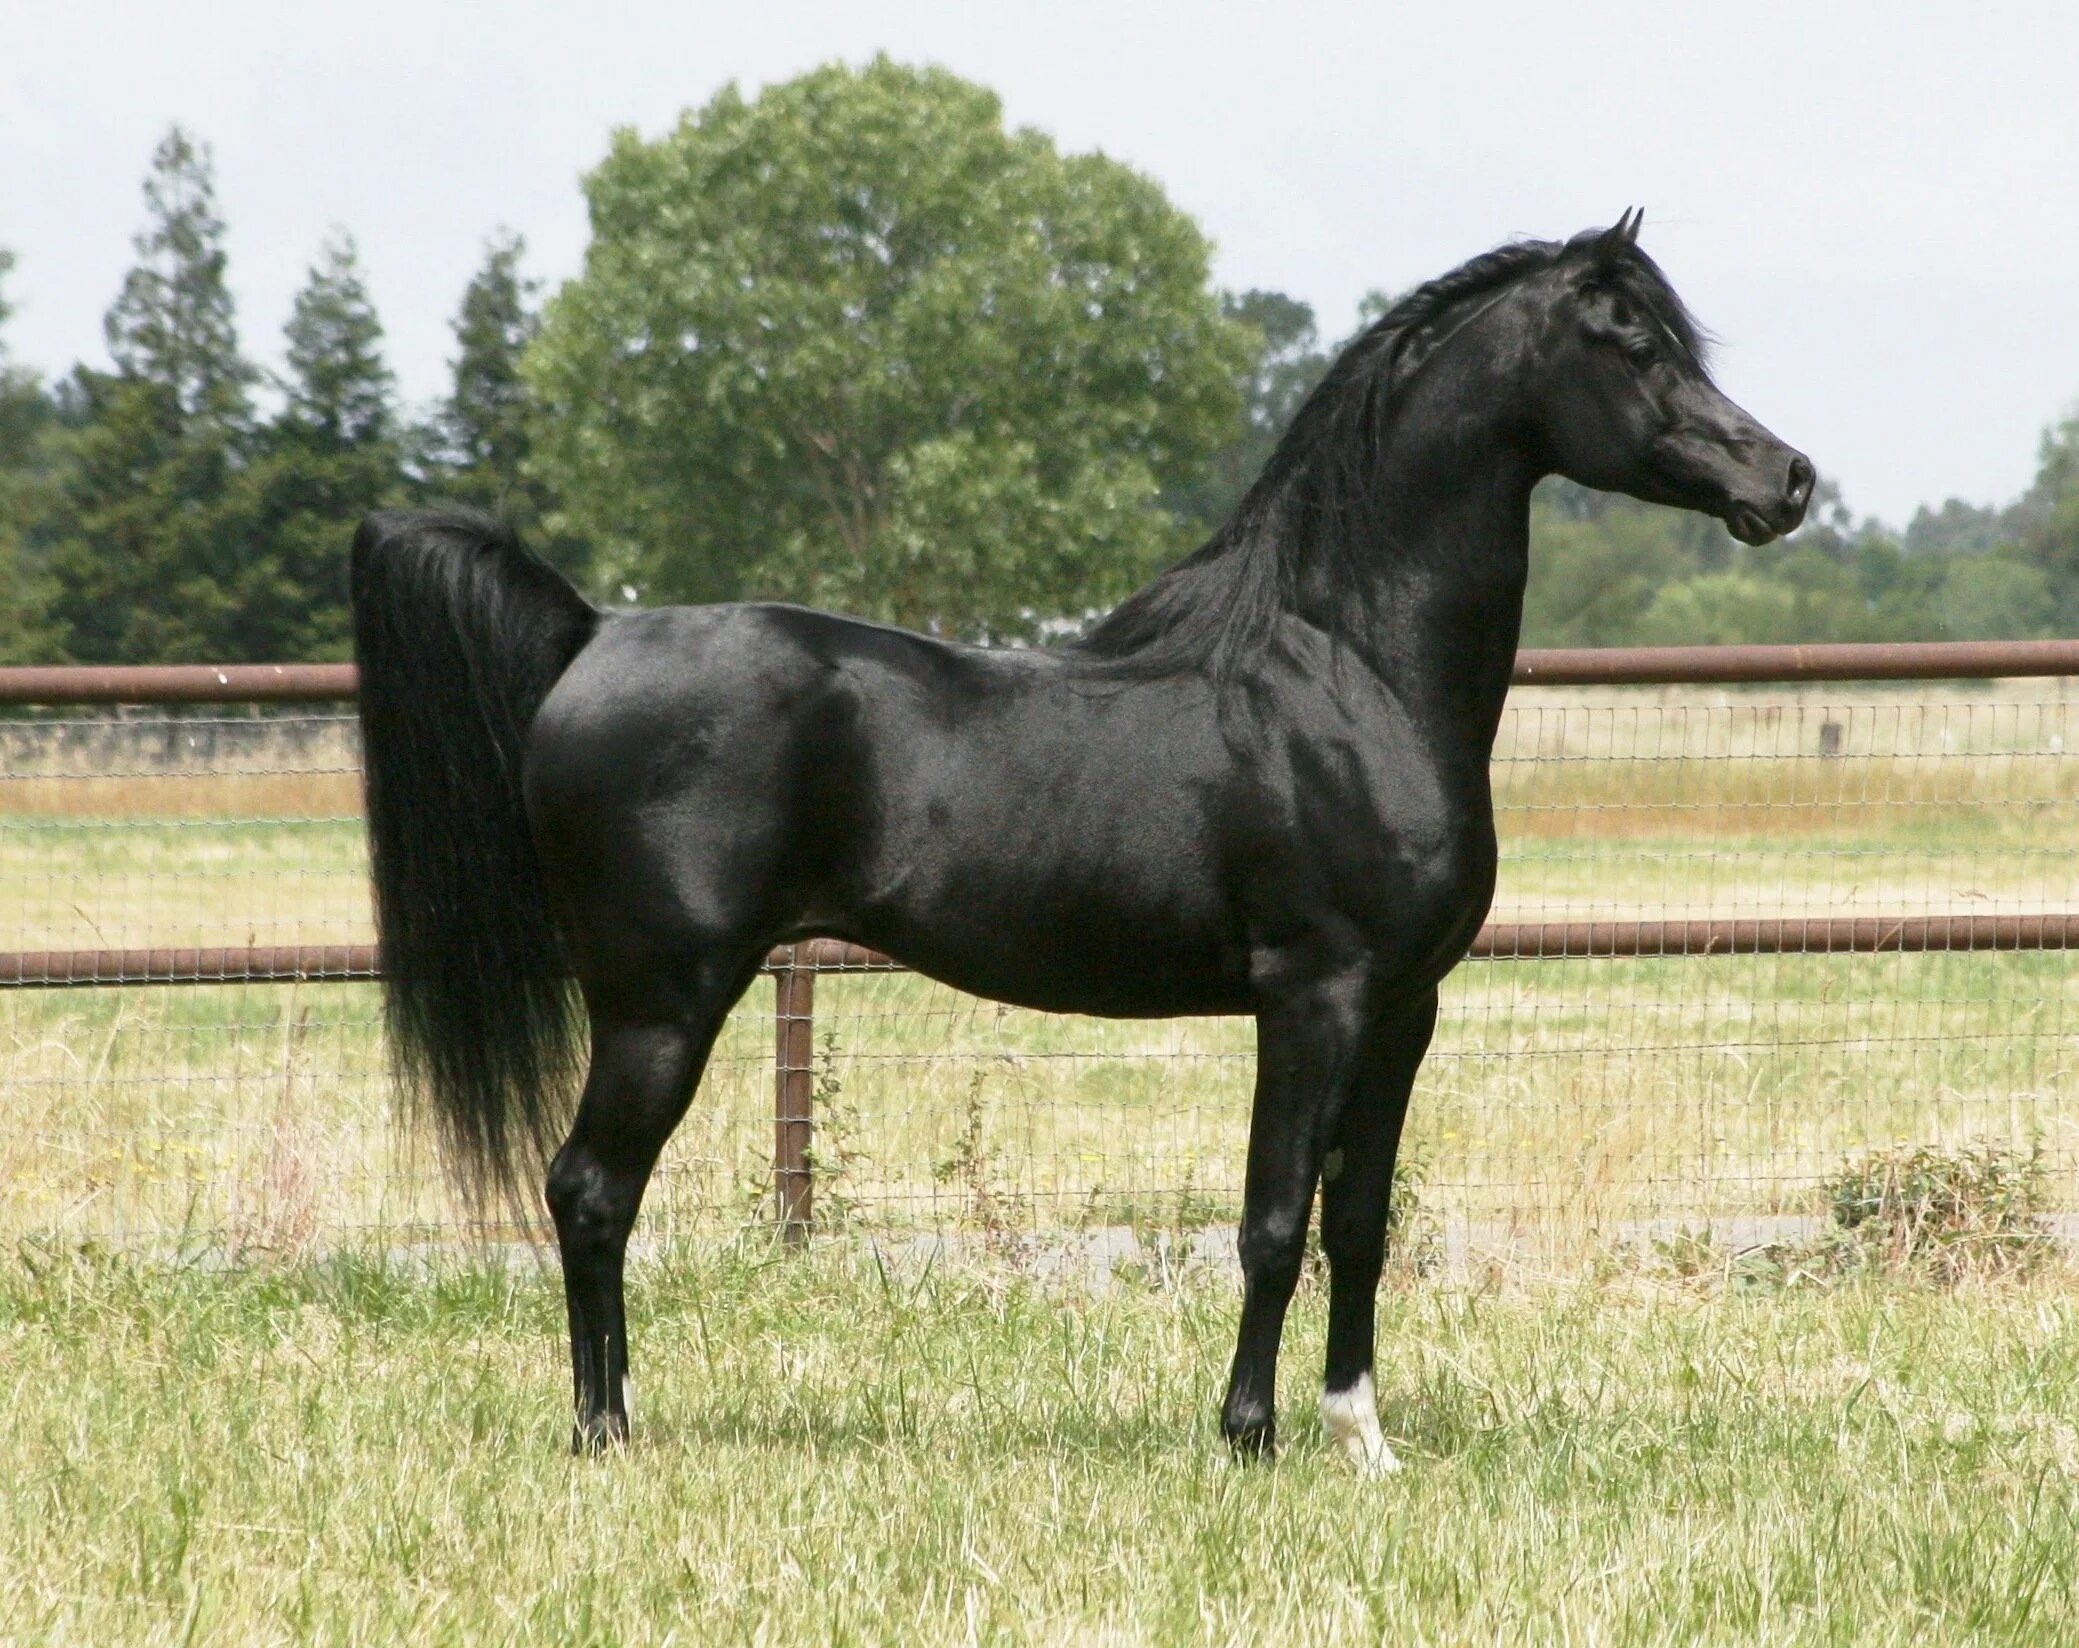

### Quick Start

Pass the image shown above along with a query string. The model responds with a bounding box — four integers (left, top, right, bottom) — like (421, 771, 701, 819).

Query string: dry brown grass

(0, 772, 361, 820)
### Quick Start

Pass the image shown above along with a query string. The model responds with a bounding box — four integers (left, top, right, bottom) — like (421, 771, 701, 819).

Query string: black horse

(351, 213, 1810, 1473)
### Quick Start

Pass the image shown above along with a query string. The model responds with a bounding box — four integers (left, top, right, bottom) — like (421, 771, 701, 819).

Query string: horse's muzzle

(1727, 450, 1815, 545)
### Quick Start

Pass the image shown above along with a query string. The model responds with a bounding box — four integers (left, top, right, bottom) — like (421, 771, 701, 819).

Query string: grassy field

(5, 692, 2079, 1643)
(4, 1243, 2078, 1645)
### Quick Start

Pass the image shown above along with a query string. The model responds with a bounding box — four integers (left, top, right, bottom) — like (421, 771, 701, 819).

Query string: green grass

(4, 1244, 2078, 1644)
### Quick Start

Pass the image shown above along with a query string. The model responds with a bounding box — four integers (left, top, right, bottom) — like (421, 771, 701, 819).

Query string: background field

(3, 681, 2077, 1254)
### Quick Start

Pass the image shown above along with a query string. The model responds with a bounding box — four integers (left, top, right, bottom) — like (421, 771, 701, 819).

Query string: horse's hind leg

(545, 968, 749, 1452)
(1317, 989, 1437, 1477)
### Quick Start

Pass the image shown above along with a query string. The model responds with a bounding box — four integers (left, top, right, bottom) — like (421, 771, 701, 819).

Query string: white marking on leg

(621, 1375, 635, 1430)
(1321, 1373, 1399, 1478)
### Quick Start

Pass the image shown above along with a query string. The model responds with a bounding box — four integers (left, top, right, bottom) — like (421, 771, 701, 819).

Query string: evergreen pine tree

(48, 127, 257, 661)
(228, 230, 401, 658)
(439, 228, 535, 505)
(282, 231, 394, 449)
(426, 229, 588, 580)
(0, 249, 63, 661)
(104, 128, 254, 427)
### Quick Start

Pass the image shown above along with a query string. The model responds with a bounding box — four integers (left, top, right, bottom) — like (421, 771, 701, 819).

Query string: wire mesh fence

(3, 662, 2077, 1258)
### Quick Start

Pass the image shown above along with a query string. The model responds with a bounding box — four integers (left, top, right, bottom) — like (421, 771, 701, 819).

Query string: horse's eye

(1623, 337, 1658, 366)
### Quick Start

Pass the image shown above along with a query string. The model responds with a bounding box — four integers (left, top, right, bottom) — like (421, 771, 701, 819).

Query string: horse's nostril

(1785, 454, 1815, 508)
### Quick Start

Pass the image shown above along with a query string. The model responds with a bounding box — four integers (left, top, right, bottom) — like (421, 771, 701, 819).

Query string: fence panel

(3, 661, 2076, 1255)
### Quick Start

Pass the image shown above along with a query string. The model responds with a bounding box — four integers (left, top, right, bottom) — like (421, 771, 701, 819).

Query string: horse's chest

(1274, 757, 1497, 966)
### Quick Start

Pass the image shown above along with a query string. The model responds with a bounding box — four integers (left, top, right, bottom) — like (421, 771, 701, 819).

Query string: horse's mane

(1073, 227, 1706, 678)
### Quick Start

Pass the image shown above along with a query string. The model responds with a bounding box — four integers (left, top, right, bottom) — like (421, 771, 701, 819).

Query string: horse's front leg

(1317, 988, 1438, 1477)
(1221, 963, 1374, 1461)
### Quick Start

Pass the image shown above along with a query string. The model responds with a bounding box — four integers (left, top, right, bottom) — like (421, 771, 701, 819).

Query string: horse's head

(1525, 211, 1811, 545)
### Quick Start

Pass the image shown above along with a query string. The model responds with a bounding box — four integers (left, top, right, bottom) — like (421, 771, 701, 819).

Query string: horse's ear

(1592, 208, 1642, 267)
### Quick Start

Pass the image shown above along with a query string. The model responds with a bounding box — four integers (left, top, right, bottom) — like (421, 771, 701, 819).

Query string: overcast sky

(4, 1, 2073, 526)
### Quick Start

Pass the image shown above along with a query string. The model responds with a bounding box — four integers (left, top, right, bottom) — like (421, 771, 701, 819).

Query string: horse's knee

(1238, 1210, 1307, 1296)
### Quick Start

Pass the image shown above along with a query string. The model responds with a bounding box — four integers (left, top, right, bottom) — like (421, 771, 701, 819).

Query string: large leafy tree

(1522, 483, 1722, 647)
(528, 57, 1250, 634)
(1170, 289, 1330, 540)
(47, 128, 258, 661)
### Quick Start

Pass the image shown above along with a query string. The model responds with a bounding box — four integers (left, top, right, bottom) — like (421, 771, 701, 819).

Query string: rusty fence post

(771, 946, 815, 1246)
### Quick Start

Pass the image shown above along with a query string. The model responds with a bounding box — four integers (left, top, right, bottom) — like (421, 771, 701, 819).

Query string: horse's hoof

(1223, 1419, 1276, 1464)
(1322, 1376, 1401, 1479)
(571, 1413, 630, 1456)
(1343, 1438, 1402, 1479)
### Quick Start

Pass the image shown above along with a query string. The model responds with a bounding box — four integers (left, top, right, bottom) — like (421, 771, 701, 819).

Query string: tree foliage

(46, 128, 257, 662)
(103, 128, 254, 428)
(1168, 289, 1327, 539)
(1519, 451, 2079, 647)
(528, 57, 1250, 635)
(433, 229, 538, 508)
(39, 140, 405, 662)
(279, 231, 393, 450)
(6, 105, 2079, 664)
(223, 231, 402, 658)
(419, 230, 587, 579)
(0, 250, 63, 662)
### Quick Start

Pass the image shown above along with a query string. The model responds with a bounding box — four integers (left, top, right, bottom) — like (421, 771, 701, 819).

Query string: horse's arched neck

(1284, 351, 1540, 750)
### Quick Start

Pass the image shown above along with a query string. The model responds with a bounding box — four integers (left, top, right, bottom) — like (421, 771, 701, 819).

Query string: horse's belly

(888, 931, 1252, 1019)
(837, 868, 1251, 1019)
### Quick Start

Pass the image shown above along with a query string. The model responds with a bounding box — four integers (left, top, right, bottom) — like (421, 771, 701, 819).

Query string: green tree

(434, 229, 537, 507)
(2012, 412, 2079, 631)
(47, 127, 257, 661)
(528, 57, 1250, 634)
(222, 230, 403, 658)
(1632, 571, 1801, 644)
(1521, 483, 1724, 646)
(0, 249, 63, 661)
(1170, 289, 1330, 539)
(279, 231, 393, 449)
(418, 230, 588, 579)
(1904, 497, 2005, 558)
(103, 128, 254, 428)
(1933, 553, 2056, 639)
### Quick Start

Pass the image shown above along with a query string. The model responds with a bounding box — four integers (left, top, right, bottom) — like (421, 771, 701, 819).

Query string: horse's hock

(3, 645, 2078, 1259)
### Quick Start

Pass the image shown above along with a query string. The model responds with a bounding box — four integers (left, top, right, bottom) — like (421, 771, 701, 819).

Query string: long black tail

(350, 508, 599, 1210)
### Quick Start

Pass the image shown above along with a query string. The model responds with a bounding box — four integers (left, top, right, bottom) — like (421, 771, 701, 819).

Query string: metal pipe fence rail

(5, 640, 2079, 1256)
